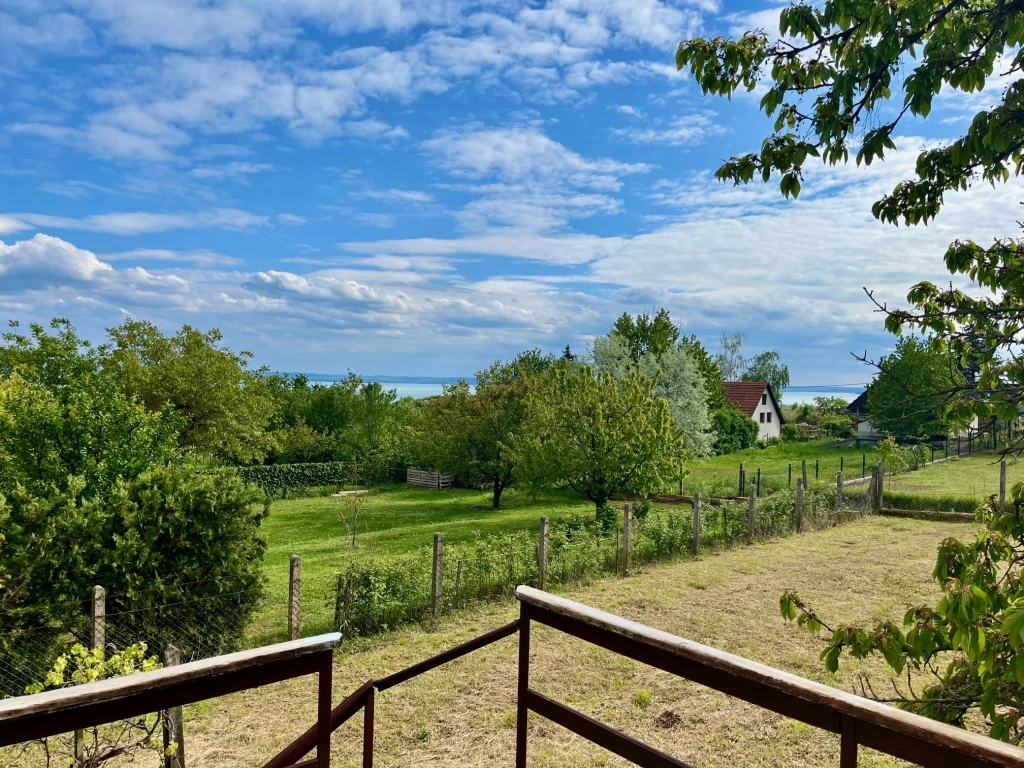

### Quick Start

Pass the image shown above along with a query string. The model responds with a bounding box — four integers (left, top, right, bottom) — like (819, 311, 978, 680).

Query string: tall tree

(676, 0, 1024, 431)
(592, 333, 715, 456)
(103, 320, 278, 464)
(612, 310, 680, 362)
(742, 350, 792, 399)
(866, 337, 963, 439)
(513, 365, 683, 518)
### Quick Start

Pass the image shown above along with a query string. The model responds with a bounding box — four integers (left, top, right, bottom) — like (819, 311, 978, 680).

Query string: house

(846, 391, 882, 439)
(723, 381, 784, 440)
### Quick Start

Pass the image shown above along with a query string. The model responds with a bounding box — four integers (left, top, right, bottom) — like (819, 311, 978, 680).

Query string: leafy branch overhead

(677, 0, 1024, 430)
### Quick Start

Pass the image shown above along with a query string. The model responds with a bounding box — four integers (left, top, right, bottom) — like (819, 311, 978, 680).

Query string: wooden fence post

(538, 517, 549, 591)
(691, 494, 702, 555)
(163, 645, 185, 768)
(795, 479, 804, 533)
(288, 555, 301, 641)
(747, 492, 756, 543)
(623, 504, 633, 574)
(432, 533, 444, 617)
(1000, 460, 1007, 508)
(801, 459, 808, 490)
(92, 586, 106, 653)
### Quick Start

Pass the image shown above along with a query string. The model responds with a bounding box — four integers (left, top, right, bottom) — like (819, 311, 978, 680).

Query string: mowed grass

(691, 438, 879, 475)
(886, 454, 1023, 498)
(175, 515, 984, 768)
(253, 487, 597, 640)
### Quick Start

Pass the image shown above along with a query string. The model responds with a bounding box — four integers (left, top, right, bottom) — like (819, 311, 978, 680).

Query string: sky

(0, 0, 1019, 383)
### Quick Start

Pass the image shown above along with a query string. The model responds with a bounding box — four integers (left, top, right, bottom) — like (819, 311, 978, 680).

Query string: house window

(761, 393, 767, 405)
(767, 412, 772, 423)
(759, 413, 765, 423)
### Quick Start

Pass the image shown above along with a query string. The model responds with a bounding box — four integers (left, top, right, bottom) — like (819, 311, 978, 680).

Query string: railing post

(691, 493, 702, 555)
(317, 651, 333, 768)
(289, 555, 301, 641)
(795, 479, 804, 532)
(163, 646, 185, 768)
(1000, 460, 1007, 508)
(747, 492, 755, 543)
(538, 517, 549, 591)
(515, 604, 531, 768)
(362, 687, 375, 768)
(432, 533, 445, 617)
(623, 504, 633, 574)
(840, 715, 858, 768)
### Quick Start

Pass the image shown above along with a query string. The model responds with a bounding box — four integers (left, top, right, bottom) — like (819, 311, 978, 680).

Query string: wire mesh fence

(882, 454, 1022, 514)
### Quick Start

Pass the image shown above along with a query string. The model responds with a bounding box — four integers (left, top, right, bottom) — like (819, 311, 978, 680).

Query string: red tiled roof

(723, 381, 784, 424)
(723, 381, 767, 417)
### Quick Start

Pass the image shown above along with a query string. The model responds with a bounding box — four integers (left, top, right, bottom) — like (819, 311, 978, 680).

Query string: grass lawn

(173, 515, 984, 767)
(691, 439, 879, 472)
(254, 487, 597, 641)
(884, 454, 1024, 510)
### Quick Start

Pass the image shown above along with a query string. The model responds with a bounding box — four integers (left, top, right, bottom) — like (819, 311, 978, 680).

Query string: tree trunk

(492, 480, 503, 509)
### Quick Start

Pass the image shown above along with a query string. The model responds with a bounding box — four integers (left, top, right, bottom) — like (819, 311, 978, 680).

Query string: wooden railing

(5, 592, 1024, 768)
(515, 586, 1024, 768)
(0, 634, 340, 766)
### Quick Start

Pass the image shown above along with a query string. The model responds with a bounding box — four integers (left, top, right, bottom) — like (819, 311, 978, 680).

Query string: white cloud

(611, 111, 725, 145)
(102, 248, 244, 267)
(277, 213, 307, 226)
(3, 208, 268, 235)
(190, 161, 278, 179)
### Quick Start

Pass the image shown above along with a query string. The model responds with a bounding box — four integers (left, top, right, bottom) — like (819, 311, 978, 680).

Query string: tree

(679, 334, 727, 410)
(513, 365, 683, 520)
(612, 310, 680, 362)
(675, 0, 1024, 435)
(866, 337, 963, 439)
(715, 332, 747, 381)
(416, 353, 553, 509)
(103, 320, 278, 464)
(814, 396, 850, 416)
(780, 489, 1024, 743)
(742, 350, 791, 399)
(592, 333, 715, 456)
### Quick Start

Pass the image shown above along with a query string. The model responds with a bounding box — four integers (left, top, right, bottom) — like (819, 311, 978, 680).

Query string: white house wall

(753, 387, 782, 441)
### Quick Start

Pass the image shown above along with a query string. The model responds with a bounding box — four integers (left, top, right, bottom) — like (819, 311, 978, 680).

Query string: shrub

(712, 402, 759, 453)
(238, 461, 353, 497)
(819, 414, 854, 438)
(781, 423, 801, 442)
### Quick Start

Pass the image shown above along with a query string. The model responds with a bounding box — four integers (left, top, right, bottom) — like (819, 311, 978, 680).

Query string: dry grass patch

(7, 516, 982, 767)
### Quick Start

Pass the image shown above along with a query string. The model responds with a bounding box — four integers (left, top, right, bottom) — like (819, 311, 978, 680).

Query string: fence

(683, 455, 877, 500)
(9, 591, 1019, 768)
(405, 469, 455, 489)
(883, 455, 1023, 515)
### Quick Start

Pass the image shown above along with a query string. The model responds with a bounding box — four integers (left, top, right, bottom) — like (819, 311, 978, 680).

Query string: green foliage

(593, 331, 715, 457)
(742, 350, 791, 400)
(679, 333, 727, 410)
(781, 423, 802, 442)
(635, 689, 653, 709)
(781, 486, 1024, 741)
(866, 337, 962, 440)
(676, 0, 1024, 429)
(711, 401, 760, 454)
(103, 320, 278, 464)
(818, 414, 854, 439)
(26, 642, 166, 767)
(238, 461, 354, 496)
(514, 365, 684, 515)
(814, 397, 850, 416)
(611, 309, 680, 362)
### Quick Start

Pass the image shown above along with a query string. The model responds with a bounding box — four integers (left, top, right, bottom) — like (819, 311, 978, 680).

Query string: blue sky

(0, 0, 1018, 382)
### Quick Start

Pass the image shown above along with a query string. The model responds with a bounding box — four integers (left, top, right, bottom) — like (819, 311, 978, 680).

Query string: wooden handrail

(516, 586, 1024, 767)
(0, 633, 341, 750)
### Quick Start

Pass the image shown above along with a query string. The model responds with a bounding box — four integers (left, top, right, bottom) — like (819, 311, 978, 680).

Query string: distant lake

(283, 373, 865, 403)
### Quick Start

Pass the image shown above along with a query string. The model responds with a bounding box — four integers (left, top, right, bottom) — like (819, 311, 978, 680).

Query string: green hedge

(238, 462, 353, 496)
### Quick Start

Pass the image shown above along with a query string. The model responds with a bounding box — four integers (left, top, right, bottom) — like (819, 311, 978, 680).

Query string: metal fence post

(538, 517, 549, 590)
(692, 493, 702, 555)
(788, 463, 792, 487)
(840, 456, 844, 474)
(801, 459, 808, 490)
(163, 645, 185, 768)
(289, 555, 302, 641)
(738, 462, 745, 497)
(836, 472, 844, 510)
(432, 533, 444, 617)
(862, 453, 866, 478)
(795, 479, 804, 532)
(747, 493, 756, 543)
(1000, 460, 1007, 508)
(756, 468, 761, 497)
(623, 504, 633, 574)
(815, 459, 819, 480)
(945, 439, 949, 459)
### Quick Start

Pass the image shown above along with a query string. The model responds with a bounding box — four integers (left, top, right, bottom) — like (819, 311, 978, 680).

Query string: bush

(239, 461, 353, 496)
(712, 402, 759, 453)
(819, 414, 854, 438)
(781, 423, 801, 442)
